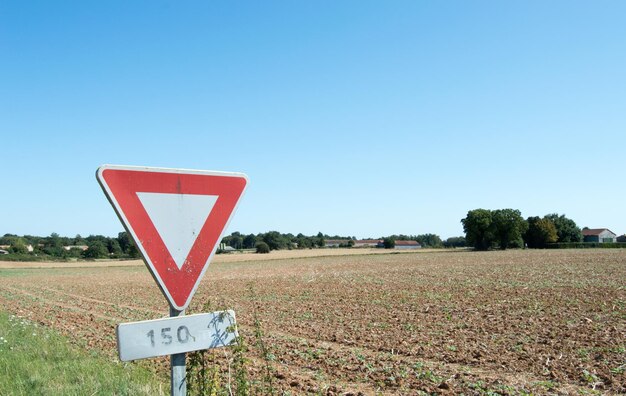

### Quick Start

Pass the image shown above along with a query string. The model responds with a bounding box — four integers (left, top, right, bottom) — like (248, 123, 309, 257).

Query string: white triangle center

(137, 192, 218, 270)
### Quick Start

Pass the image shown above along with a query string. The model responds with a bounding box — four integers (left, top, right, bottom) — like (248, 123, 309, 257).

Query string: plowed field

(0, 249, 624, 395)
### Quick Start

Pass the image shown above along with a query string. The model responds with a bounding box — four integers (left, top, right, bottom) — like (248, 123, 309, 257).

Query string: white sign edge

(96, 164, 249, 311)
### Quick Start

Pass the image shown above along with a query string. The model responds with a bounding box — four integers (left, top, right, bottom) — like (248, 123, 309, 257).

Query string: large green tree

(222, 232, 243, 249)
(82, 241, 109, 259)
(461, 209, 495, 251)
(443, 236, 466, 248)
(117, 232, 141, 258)
(415, 233, 442, 248)
(295, 233, 313, 249)
(260, 231, 290, 250)
(382, 237, 395, 249)
(42, 233, 64, 257)
(543, 213, 582, 243)
(255, 241, 270, 254)
(242, 234, 257, 249)
(316, 232, 325, 248)
(0, 234, 18, 246)
(107, 239, 123, 256)
(117, 232, 132, 253)
(524, 217, 558, 248)
(492, 209, 528, 249)
(9, 238, 29, 254)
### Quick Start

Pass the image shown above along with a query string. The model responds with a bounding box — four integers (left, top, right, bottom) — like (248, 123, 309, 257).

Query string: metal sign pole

(169, 306, 186, 396)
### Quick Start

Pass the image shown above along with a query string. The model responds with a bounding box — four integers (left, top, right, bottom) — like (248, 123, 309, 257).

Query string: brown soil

(0, 249, 624, 394)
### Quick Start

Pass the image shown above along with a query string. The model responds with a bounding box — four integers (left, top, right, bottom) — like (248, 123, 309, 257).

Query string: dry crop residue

(0, 249, 624, 394)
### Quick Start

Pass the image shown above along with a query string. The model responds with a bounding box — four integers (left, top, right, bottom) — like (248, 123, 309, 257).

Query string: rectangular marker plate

(117, 310, 238, 361)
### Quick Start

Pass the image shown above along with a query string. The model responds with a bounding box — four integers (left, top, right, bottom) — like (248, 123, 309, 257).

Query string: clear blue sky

(2, 1, 625, 239)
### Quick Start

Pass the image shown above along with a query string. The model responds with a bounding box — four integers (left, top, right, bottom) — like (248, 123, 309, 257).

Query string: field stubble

(0, 249, 624, 395)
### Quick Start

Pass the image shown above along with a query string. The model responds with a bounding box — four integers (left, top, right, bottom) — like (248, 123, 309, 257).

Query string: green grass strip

(0, 311, 165, 395)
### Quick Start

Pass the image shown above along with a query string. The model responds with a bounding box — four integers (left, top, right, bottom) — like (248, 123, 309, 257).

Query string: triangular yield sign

(97, 165, 248, 310)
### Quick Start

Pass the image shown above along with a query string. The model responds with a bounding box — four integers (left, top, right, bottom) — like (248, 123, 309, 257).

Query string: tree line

(461, 209, 583, 250)
(222, 231, 466, 252)
(6, 209, 586, 261)
(221, 231, 329, 251)
(1, 230, 468, 260)
(0, 232, 140, 260)
(383, 234, 466, 248)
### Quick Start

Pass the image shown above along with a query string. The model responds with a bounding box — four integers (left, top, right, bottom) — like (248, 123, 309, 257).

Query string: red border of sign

(96, 165, 248, 310)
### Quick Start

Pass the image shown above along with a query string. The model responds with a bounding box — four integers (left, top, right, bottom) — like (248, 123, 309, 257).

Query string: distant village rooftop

(582, 228, 615, 236)
(582, 228, 617, 243)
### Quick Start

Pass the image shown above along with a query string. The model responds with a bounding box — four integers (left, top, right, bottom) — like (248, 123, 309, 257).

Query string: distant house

(617, 235, 626, 243)
(218, 243, 237, 252)
(325, 239, 350, 247)
(394, 240, 422, 249)
(582, 228, 617, 243)
(63, 245, 89, 251)
(354, 239, 382, 248)
(0, 244, 33, 252)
